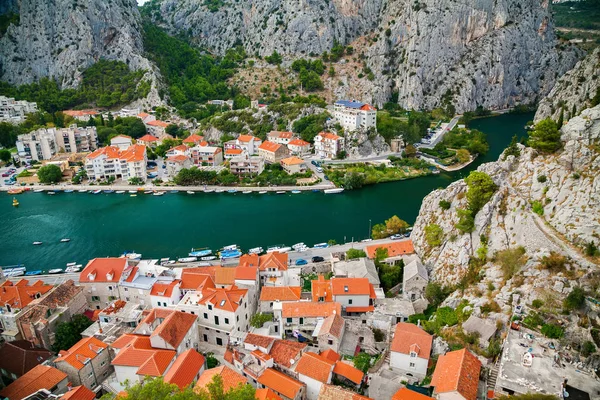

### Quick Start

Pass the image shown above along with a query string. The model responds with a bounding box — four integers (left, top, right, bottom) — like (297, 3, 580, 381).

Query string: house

(389, 322, 432, 379)
(332, 360, 364, 389)
(133, 308, 199, 353)
(61, 385, 96, 400)
(311, 277, 376, 314)
(137, 134, 160, 147)
(402, 259, 428, 302)
(267, 131, 294, 145)
(110, 135, 133, 150)
(280, 156, 307, 175)
(54, 336, 112, 388)
(183, 134, 205, 146)
(190, 145, 223, 166)
(236, 135, 262, 155)
(277, 302, 341, 340)
(0, 96, 37, 123)
(257, 368, 305, 400)
(461, 315, 497, 348)
(392, 387, 433, 400)
(78, 258, 129, 309)
(166, 144, 190, 157)
(294, 352, 335, 400)
(258, 141, 288, 163)
(214, 267, 237, 288)
(268, 339, 307, 374)
(287, 138, 311, 155)
(146, 120, 169, 137)
(16, 125, 98, 161)
(136, 112, 155, 123)
(229, 155, 265, 176)
(314, 132, 344, 159)
(255, 388, 283, 400)
(314, 313, 345, 352)
(365, 240, 415, 265)
(319, 384, 373, 400)
(332, 258, 380, 288)
(0, 340, 52, 382)
(163, 349, 206, 390)
(179, 267, 217, 294)
(85, 144, 147, 183)
(0, 365, 68, 400)
(333, 100, 377, 132)
(150, 280, 182, 308)
(431, 348, 481, 400)
(194, 365, 248, 394)
(166, 154, 192, 176)
(62, 110, 98, 121)
(81, 301, 146, 345)
(224, 148, 246, 160)
(259, 286, 302, 313)
(246, 252, 290, 287)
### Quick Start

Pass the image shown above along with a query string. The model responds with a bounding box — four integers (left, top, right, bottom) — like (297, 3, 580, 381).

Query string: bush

(541, 323, 564, 339)
(353, 352, 372, 373)
(424, 224, 443, 247)
(425, 282, 450, 307)
(346, 248, 367, 259)
(531, 299, 544, 309)
(563, 286, 585, 311)
(537, 175, 547, 183)
(205, 352, 219, 368)
(37, 164, 63, 184)
(531, 200, 544, 216)
(528, 119, 562, 153)
(439, 200, 451, 210)
(465, 171, 497, 215)
(372, 328, 385, 342)
(540, 252, 567, 272)
(494, 246, 527, 280)
(581, 340, 596, 357)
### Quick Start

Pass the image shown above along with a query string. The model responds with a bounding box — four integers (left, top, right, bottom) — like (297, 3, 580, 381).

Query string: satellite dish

(290, 359, 295, 365)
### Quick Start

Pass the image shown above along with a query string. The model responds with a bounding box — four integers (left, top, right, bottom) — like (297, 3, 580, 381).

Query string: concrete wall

(438, 391, 466, 400)
(403, 276, 427, 301)
(298, 373, 327, 400)
(334, 294, 370, 308)
(81, 282, 121, 310)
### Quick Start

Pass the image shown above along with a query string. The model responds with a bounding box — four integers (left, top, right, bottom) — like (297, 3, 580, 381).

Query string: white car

(390, 234, 402, 240)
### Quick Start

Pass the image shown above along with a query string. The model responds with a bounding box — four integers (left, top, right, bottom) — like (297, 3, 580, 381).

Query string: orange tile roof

(360, 104, 376, 111)
(111, 333, 138, 350)
(260, 286, 302, 302)
(251, 349, 272, 362)
(55, 337, 108, 370)
(121, 144, 146, 162)
(295, 352, 334, 383)
(150, 280, 180, 298)
(86, 145, 121, 160)
(79, 258, 127, 283)
(138, 134, 159, 142)
(0, 365, 67, 400)
(137, 112, 150, 118)
(183, 134, 204, 143)
(318, 313, 345, 339)
(258, 252, 288, 271)
(195, 366, 247, 394)
(170, 144, 189, 153)
(259, 141, 283, 153)
(318, 131, 341, 141)
(238, 254, 259, 267)
(234, 266, 257, 281)
(431, 348, 481, 400)
(0, 279, 53, 309)
(392, 387, 433, 400)
(123, 266, 138, 283)
(255, 388, 283, 400)
(268, 340, 306, 368)
(257, 368, 304, 399)
(168, 154, 190, 163)
(111, 335, 175, 376)
(180, 268, 216, 291)
(311, 276, 333, 302)
(333, 361, 364, 384)
(147, 120, 169, 127)
(244, 333, 276, 350)
(164, 349, 205, 390)
(139, 308, 198, 348)
(330, 278, 373, 296)
(288, 138, 310, 147)
(214, 267, 237, 285)
(319, 384, 373, 400)
(225, 148, 243, 155)
(269, 131, 293, 138)
(237, 134, 260, 143)
(61, 386, 96, 400)
(199, 286, 247, 312)
(365, 240, 415, 258)
(282, 302, 341, 318)
(345, 306, 375, 313)
(281, 156, 305, 166)
(390, 323, 432, 360)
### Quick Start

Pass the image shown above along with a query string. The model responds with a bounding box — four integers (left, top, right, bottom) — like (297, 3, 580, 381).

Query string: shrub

(528, 119, 562, 153)
(537, 175, 547, 183)
(346, 248, 367, 259)
(353, 352, 372, 373)
(481, 301, 501, 314)
(540, 252, 567, 272)
(465, 171, 497, 215)
(372, 328, 385, 342)
(563, 286, 585, 311)
(494, 247, 527, 280)
(531, 299, 544, 309)
(523, 312, 544, 329)
(581, 340, 596, 357)
(439, 200, 451, 210)
(531, 200, 544, 215)
(425, 282, 450, 307)
(541, 323, 564, 339)
(425, 224, 443, 247)
(250, 313, 273, 328)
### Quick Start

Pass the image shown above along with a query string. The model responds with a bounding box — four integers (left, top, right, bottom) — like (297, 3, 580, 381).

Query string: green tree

(343, 172, 365, 190)
(439, 200, 451, 210)
(53, 315, 93, 352)
(581, 340, 596, 357)
(346, 248, 367, 259)
(455, 208, 475, 234)
(503, 135, 521, 160)
(385, 215, 409, 235)
(425, 282, 447, 307)
(424, 224, 443, 247)
(528, 119, 562, 153)
(404, 144, 417, 158)
(455, 148, 470, 164)
(541, 323, 564, 339)
(374, 247, 389, 262)
(37, 164, 63, 184)
(249, 313, 273, 328)
(465, 171, 497, 215)
(353, 352, 372, 373)
(299, 69, 324, 91)
(264, 50, 282, 65)
(371, 223, 387, 240)
(563, 286, 586, 311)
(0, 149, 11, 163)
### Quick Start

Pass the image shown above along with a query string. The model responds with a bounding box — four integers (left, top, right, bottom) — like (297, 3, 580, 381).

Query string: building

(163, 349, 205, 390)
(277, 302, 341, 340)
(150, 280, 182, 309)
(259, 286, 302, 313)
(81, 301, 146, 345)
(15, 125, 98, 161)
(137, 112, 155, 124)
(333, 100, 377, 132)
(461, 315, 497, 348)
(402, 259, 428, 302)
(0, 96, 37, 123)
(392, 387, 433, 400)
(133, 308, 199, 353)
(85, 143, 147, 183)
(239, 252, 290, 287)
(331, 360, 364, 389)
(257, 367, 305, 400)
(389, 322, 432, 379)
(311, 277, 376, 315)
(55, 125, 98, 154)
(319, 384, 372, 400)
(224, 148, 246, 160)
(365, 240, 415, 265)
(280, 156, 307, 175)
(314, 132, 344, 159)
(332, 258, 380, 287)
(54, 337, 112, 389)
(182, 134, 205, 146)
(118, 265, 160, 307)
(0, 341, 52, 382)
(166, 154, 192, 176)
(314, 313, 345, 352)
(287, 138, 311, 155)
(0, 365, 68, 400)
(146, 120, 169, 137)
(430, 349, 481, 400)
(195, 365, 248, 394)
(78, 258, 129, 309)
(229, 155, 265, 176)
(258, 141, 288, 163)
(236, 135, 262, 155)
(190, 145, 223, 166)
(109, 135, 133, 150)
(61, 385, 96, 400)
(63, 110, 98, 121)
(294, 352, 335, 400)
(267, 131, 293, 145)
(137, 134, 160, 147)
(166, 144, 189, 157)
(16, 129, 57, 161)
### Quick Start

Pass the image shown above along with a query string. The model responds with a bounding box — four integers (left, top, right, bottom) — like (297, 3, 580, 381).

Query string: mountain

(145, 0, 580, 112)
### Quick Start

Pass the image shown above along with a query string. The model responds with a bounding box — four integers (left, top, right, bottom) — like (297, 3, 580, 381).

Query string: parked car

(390, 234, 402, 240)
(311, 256, 325, 263)
(316, 167, 323, 173)
(295, 259, 308, 266)
(1, 172, 9, 177)
(311, 160, 317, 166)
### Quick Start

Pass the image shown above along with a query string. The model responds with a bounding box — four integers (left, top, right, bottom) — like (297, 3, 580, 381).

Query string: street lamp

(368, 219, 372, 239)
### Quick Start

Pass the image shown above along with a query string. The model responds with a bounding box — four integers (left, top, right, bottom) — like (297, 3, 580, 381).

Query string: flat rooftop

(496, 327, 598, 399)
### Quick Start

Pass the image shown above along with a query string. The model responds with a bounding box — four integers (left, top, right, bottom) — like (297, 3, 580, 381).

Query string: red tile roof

(360, 104, 376, 111)
(365, 240, 415, 258)
(258, 252, 288, 271)
(61, 386, 96, 400)
(319, 384, 372, 400)
(138, 308, 198, 348)
(259, 286, 302, 302)
(318, 313, 345, 339)
(345, 306, 375, 313)
(257, 368, 304, 399)
(164, 349, 205, 390)
(214, 267, 237, 286)
(320, 349, 341, 363)
(0, 279, 53, 309)
(268, 131, 293, 139)
(431, 348, 482, 400)
(255, 388, 283, 400)
(180, 268, 216, 291)
(390, 323, 432, 360)
(183, 134, 204, 144)
(0, 365, 66, 400)
(137, 112, 150, 118)
(258, 141, 283, 153)
(318, 132, 341, 141)
(392, 387, 433, 400)
(195, 366, 247, 394)
(234, 266, 257, 281)
(295, 352, 334, 383)
(330, 278, 374, 296)
(226, 148, 244, 155)
(333, 361, 364, 385)
(199, 286, 247, 312)
(87, 144, 146, 163)
(311, 276, 333, 302)
(282, 302, 341, 318)
(238, 254, 259, 267)
(269, 340, 306, 368)
(55, 337, 108, 370)
(168, 154, 190, 163)
(281, 156, 305, 166)
(111, 335, 175, 376)
(150, 280, 180, 298)
(79, 258, 128, 283)
(288, 138, 310, 147)
(138, 134, 159, 142)
(147, 120, 169, 127)
(237, 134, 260, 143)
(244, 333, 276, 350)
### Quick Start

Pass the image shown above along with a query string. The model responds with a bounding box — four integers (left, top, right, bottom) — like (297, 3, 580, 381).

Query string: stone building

(54, 337, 113, 389)
(402, 259, 428, 302)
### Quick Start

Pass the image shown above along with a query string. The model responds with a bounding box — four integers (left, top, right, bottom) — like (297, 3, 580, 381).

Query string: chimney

(417, 319, 421, 328)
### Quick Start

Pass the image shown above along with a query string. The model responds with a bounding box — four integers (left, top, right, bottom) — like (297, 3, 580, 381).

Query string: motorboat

(170, 190, 179, 194)
(291, 190, 301, 194)
(219, 249, 242, 259)
(122, 251, 142, 260)
(144, 190, 153, 194)
(204, 189, 215, 193)
(324, 188, 344, 194)
(48, 268, 63, 274)
(215, 189, 224, 193)
(33, 189, 44, 193)
(116, 190, 126, 194)
(189, 248, 212, 257)
(47, 191, 56, 195)
(92, 190, 101, 194)
(103, 190, 115, 194)
(33, 241, 42, 245)
(78, 189, 88, 193)
(258, 191, 268, 194)
(25, 270, 42, 276)
(227, 189, 238, 194)
(65, 265, 81, 273)
(128, 190, 137, 194)
(313, 242, 329, 249)
(292, 243, 306, 251)
(295, 245, 309, 252)
(8, 188, 24, 194)
(248, 247, 263, 255)
(222, 244, 238, 251)
(153, 191, 165, 196)
(178, 257, 198, 263)
(200, 256, 217, 261)
(66, 262, 77, 267)
(4, 269, 25, 277)
(60, 238, 70, 243)
(276, 191, 286, 194)
(187, 191, 195, 194)
(64, 189, 74, 193)
(243, 190, 252, 194)
(266, 245, 291, 253)
(130, 194, 137, 197)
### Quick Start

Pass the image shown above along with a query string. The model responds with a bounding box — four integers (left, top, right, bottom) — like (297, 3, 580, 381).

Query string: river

(0, 112, 533, 270)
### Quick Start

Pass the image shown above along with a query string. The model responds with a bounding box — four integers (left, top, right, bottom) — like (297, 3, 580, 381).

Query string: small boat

(187, 191, 195, 195)
(144, 190, 153, 194)
(122, 251, 142, 260)
(128, 190, 137, 194)
(215, 189, 224, 193)
(159, 258, 170, 265)
(200, 256, 217, 261)
(295, 245, 309, 252)
(258, 191, 268, 194)
(6, 270, 25, 277)
(92, 190, 101, 194)
(48, 268, 63, 274)
(219, 249, 242, 259)
(204, 189, 214, 193)
(153, 192, 165, 196)
(103, 190, 115, 194)
(130, 194, 137, 197)
(292, 243, 306, 251)
(33, 241, 42, 245)
(12, 197, 19, 207)
(313, 242, 329, 249)
(64, 189, 74, 193)
(227, 189, 238, 194)
(78, 189, 88, 193)
(47, 191, 56, 195)
(222, 244, 238, 251)
(276, 191, 286, 194)
(312, 189, 321, 193)
(33, 189, 44, 193)
(243, 190, 252, 194)
(60, 238, 70, 243)
(189, 248, 212, 257)
(8, 188, 23, 194)
(178, 257, 198, 263)
(267, 245, 292, 253)
(291, 190, 301, 194)
(65, 265, 81, 273)
(522, 352, 533, 367)
(432, 170, 441, 175)
(324, 188, 344, 194)
(25, 270, 42, 276)
(116, 190, 126, 194)
(248, 247, 263, 255)
(170, 190, 179, 194)
(66, 262, 77, 267)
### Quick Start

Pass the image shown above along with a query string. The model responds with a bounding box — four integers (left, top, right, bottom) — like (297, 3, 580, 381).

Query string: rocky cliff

(0, 0, 162, 106)
(147, 0, 579, 112)
(535, 48, 600, 123)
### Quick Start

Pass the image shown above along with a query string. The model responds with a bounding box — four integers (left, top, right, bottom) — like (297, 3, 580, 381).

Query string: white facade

(236, 135, 262, 155)
(266, 131, 293, 145)
(0, 96, 37, 123)
(389, 349, 429, 379)
(229, 155, 265, 176)
(333, 294, 370, 308)
(110, 136, 133, 150)
(297, 374, 326, 400)
(85, 144, 147, 182)
(314, 132, 344, 159)
(16, 125, 98, 161)
(190, 146, 223, 166)
(333, 100, 377, 132)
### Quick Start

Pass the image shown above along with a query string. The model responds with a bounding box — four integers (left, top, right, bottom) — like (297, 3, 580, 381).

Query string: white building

(333, 100, 377, 132)
(287, 138, 312, 155)
(85, 143, 147, 182)
(294, 352, 334, 400)
(166, 155, 192, 177)
(190, 145, 223, 166)
(229, 155, 265, 176)
(267, 131, 294, 145)
(389, 322, 432, 379)
(133, 308, 199, 353)
(402, 259, 429, 302)
(0, 96, 37, 123)
(236, 135, 262, 155)
(78, 258, 130, 309)
(110, 135, 133, 150)
(16, 125, 98, 161)
(314, 132, 344, 159)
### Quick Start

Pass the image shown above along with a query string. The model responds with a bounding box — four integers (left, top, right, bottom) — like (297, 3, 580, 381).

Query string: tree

(249, 313, 273, 328)
(465, 171, 497, 215)
(374, 247, 388, 262)
(371, 223, 387, 240)
(343, 172, 365, 190)
(425, 282, 447, 307)
(424, 224, 443, 247)
(404, 144, 417, 158)
(541, 323, 564, 339)
(264, 50, 282, 65)
(37, 164, 63, 184)
(0, 149, 11, 163)
(455, 148, 470, 164)
(503, 135, 521, 160)
(528, 119, 562, 153)
(353, 352, 372, 373)
(53, 315, 93, 352)
(385, 215, 409, 235)
(455, 208, 475, 234)
(563, 286, 586, 311)
(346, 248, 367, 259)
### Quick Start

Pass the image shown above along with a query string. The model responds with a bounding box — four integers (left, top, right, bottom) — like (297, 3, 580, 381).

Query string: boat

(92, 190, 101, 194)
(60, 238, 70, 243)
(258, 191, 268, 194)
(5, 270, 25, 277)
(189, 248, 212, 257)
(33, 241, 42, 245)
(204, 189, 214, 193)
(187, 191, 195, 195)
(215, 189, 224, 193)
(292, 243, 306, 251)
(248, 247, 263, 255)
(153, 191, 165, 196)
(312, 189, 321, 193)
(116, 190, 126, 194)
(47, 191, 56, 195)
(432, 170, 441, 174)
(266, 245, 292, 253)
(170, 190, 179, 194)
(219, 249, 242, 259)
(313, 242, 329, 249)
(103, 190, 115, 194)
(276, 191, 286, 194)
(522, 352, 533, 367)
(78, 189, 88, 193)
(8, 188, 23, 194)
(227, 189, 238, 194)
(25, 270, 42, 276)
(159, 258, 171, 266)
(295, 245, 309, 252)
(12, 197, 19, 207)
(291, 190, 301, 194)
(243, 190, 252, 194)
(48, 268, 63, 274)
(130, 194, 137, 197)
(177, 257, 198, 263)
(324, 188, 344, 194)
(33, 189, 44, 193)
(122, 251, 142, 260)
(222, 244, 238, 251)
(64, 189, 74, 193)
(200, 256, 217, 261)
(66, 262, 77, 267)
(65, 265, 81, 273)
(144, 190, 153, 194)
(128, 190, 137, 194)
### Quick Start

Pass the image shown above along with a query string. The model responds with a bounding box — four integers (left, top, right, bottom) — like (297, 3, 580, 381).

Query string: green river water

(0, 112, 533, 270)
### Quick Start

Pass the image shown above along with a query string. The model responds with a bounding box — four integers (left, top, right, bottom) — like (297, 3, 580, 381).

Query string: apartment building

(54, 337, 112, 389)
(0, 96, 37, 123)
(314, 132, 344, 159)
(150, 280, 182, 308)
(16, 125, 94, 160)
(333, 100, 377, 132)
(267, 131, 293, 145)
(311, 277, 376, 315)
(229, 155, 265, 176)
(258, 141, 288, 163)
(78, 258, 129, 309)
(133, 308, 199, 353)
(190, 145, 223, 166)
(280, 156, 307, 175)
(238, 252, 290, 286)
(276, 302, 341, 340)
(236, 135, 262, 155)
(287, 138, 312, 155)
(166, 154, 192, 177)
(85, 143, 147, 183)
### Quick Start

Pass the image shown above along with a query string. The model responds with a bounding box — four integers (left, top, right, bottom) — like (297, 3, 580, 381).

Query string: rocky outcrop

(0, 0, 162, 107)
(147, 0, 579, 112)
(412, 105, 600, 286)
(535, 48, 600, 123)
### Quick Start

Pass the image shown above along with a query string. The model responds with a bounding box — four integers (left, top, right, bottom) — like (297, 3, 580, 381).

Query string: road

(419, 115, 461, 149)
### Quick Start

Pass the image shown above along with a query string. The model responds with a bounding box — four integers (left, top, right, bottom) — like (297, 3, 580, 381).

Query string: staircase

(487, 363, 500, 393)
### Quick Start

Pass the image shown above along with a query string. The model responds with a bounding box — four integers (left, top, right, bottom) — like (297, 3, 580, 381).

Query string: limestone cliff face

(535, 48, 600, 123)
(0, 0, 162, 106)
(148, 0, 578, 112)
(412, 105, 600, 286)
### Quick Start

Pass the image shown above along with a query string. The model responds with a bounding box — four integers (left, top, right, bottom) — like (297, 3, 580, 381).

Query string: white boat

(248, 247, 263, 254)
(6, 270, 25, 277)
(324, 188, 344, 194)
(48, 268, 63, 274)
(153, 192, 165, 196)
(33, 189, 44, 193)
(215, 189, 224, 193)
(200, 256, 217, 261)
(92, 190, 101, 194)
(222, 244, 238, 251)
(276, 191, 286, 194)
(66, 262, 77, 267)
(128, 190, 137, 194)
(33, 241, 42, 245)
(130, 194, 137, 197)
(65, 265, 81, 273)
(258, 191, 268, 194)
(122, 252, 142, 260)
(266, 246, 291, 253)
(144, 190, 153, 194)
(313, 242, 329, 249)
(78, 189, 88, 193)
(295, 245, 309, 252)
(187, 191, 195, 194)
(291, 190, 301, 194)
(204, 189, 215, 193)
(243, 191, 252, 194)
(178, 257, 197, 263)
(116, 190, 126, 194)
(292, 243, 306, 250)
(47, 191, 56, 195)
(60, 238, 70, 243)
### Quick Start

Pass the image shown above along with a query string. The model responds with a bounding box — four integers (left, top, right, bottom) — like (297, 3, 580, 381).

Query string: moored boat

(65, 265, 81, 273)
(187, 191, 195, 194)
(276, 190, 286, 194)
(222, 244, 238, 251)
(122, 251, 142, 260)
(243, 190, 252, 194)
(266, 245, 291, 253)
(313, 242, 329, 249)
(292, 243, 306, 251)
(215, 189, 224, 193)
(116, 190, 126, 194)
(324, 188, 344, 194)
(103, 190, 115, 194)
(47, 191, 56, 195)
(66, 262, 77, 267)
(200, 256, 217, 261)
(130, 194, 137, 197)
(248, 247, 263, 255)
(78, 189, 88, 193)
(128, 190, 137, 194)
(25, 270, 42, 276)
(177, 256, 197, 263)
(219, 249, 242, 259)
(92, 190, 101, 194)
(170, 190, 179, 194)
(204, 189, 215, 193)
(227, 189, 238, 194)
(60, 238, 70, 243)
(291, 190, 301, 194)
(8, 188, 24, 194)
(189, 248, 212, 257)
(33, 189, 44, 193)
(64, 189, 74, 193)
(33, 241, 42, 245)
(144, 190, 153, 194)
(153, 191, 165, 196)
(258, 191, 268, 194)
(48, 268, 63, 274)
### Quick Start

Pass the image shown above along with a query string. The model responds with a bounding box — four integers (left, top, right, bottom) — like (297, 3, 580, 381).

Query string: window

(91, 296, 100, 302)
(123, 287, 128, 292)
(237, 315, 239, 322)
(409, 362, 415, 368)
(108, 286, 113, 290)
(100, 361, 106, 367)
(286, 317, 292, 323)
(328, 339, 333, 345)
(88, 372, 93, 378)
(410, 352, 417, 358)
(191, 311, 195, 315)
(214, 316, 220, 325)
(125, 297, 130, 301)
(108, 296, 117, 301)
(299, 318, 304, 325)
(203, 313, 208, 319)
(208, 304, 213, 310)
(348, 299, 353, 305)
(225, 318, 229, 324)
